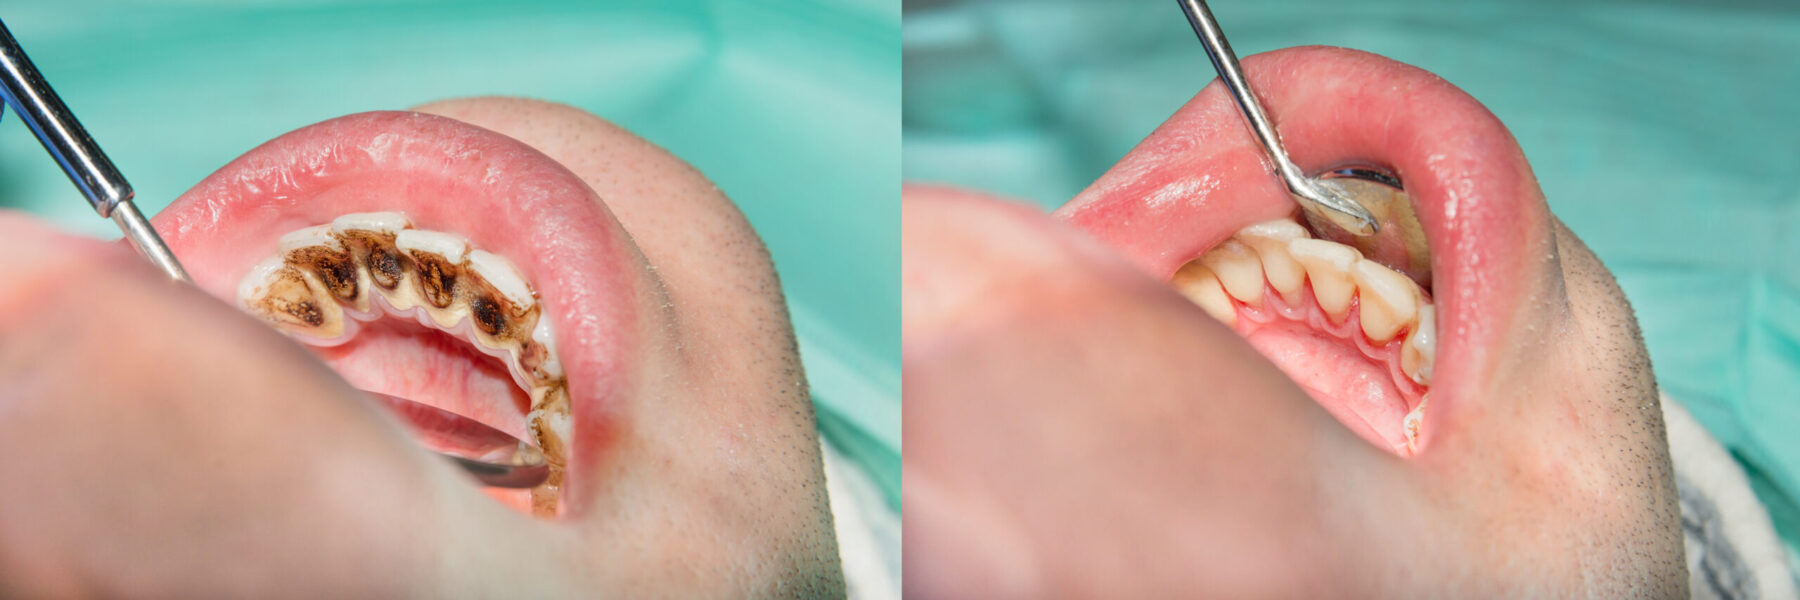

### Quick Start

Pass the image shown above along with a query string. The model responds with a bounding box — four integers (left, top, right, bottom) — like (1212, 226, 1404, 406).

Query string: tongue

(1243, 324, 1409, 452)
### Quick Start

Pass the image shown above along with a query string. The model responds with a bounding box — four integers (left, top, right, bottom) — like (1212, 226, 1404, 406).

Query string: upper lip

(1052, 46, 1556, 446)
(152, 109, 641, 510)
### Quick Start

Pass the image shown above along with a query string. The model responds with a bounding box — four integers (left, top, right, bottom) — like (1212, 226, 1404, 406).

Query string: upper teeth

(1172, 218, 1436, 387)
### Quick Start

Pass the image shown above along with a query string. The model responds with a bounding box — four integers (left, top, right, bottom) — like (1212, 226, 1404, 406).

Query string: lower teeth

(237, 212, 570, 513)
(1173, 218, 1437, 453)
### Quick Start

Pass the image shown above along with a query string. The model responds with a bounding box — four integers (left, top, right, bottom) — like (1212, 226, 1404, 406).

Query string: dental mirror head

(1308, 167, 1433, 289)
(366, 391, 550, 489)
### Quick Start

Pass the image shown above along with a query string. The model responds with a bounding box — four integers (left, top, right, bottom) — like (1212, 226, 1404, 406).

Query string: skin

(904, 47, 1684, 598)
(0, 98, 844, 598)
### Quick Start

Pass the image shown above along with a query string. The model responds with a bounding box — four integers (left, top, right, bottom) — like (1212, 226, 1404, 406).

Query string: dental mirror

(1174, 0, 1432, 283)
(1312, 167, 1433, 289)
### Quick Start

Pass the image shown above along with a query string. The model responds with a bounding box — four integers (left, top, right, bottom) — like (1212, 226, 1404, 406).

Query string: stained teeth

(1401, 304, 1436, 385)
(1287, 238, 1359, 321)
(531, 316, 564, 378)
(467, 250, 534, 308)
(278, 225, 341, 253)
(1171, 262, 1236, 326)
(238, 214, 571, 512)
(1352, 260, 1420, 343)
(395, 230, 470, 262)
(331, 211, 412, 234)
(1198, 239, 1265, 306)
(1234, 220, 1309, 306)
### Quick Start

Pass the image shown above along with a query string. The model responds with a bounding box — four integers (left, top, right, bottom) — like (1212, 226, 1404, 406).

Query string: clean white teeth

(531, 316, 565, 378)
(1171, 262, 1236, 326)
(467, 250, 534, 308)
(1401, 304, 1436, 385)
(1198, 239, 1264, 306)
(278, 225, 341, 253)
(395, 230, 470, 262)
(1287, 238, 1359, 321)
(331, 211, 412, 234)
(1234, 220, 1309, 306)
(1352, 260, 1420, 343)
(1170, 218, 1441, 401)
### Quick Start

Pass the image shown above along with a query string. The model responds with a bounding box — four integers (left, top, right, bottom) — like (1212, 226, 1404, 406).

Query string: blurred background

(0, 0, 897, 528)
(905, 0, 1800, 569)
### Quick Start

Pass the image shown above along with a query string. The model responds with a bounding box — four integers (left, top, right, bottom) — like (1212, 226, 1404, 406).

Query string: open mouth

(1056, 45, 1547, 458)
(153, 110, 641, 517)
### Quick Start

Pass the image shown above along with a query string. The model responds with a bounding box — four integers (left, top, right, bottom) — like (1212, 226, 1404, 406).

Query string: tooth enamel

(531, 316, 564, 378)
(467, 250, 535, 308)
(1198, 239, 1264, 305)
(1403, 393, 1429, 454)
(1288, 238, 1359, 320)
(278, 225, 341, 253)
(1401, 304, 1436, 385)
(236, 255, 290, 306)
(331, 211, 412, 234)
(395, 230, 470, 263)
(1353, 260, 1420, 343)
(1234, 220, 1309, 306)
(1171, 262, 1236, 326)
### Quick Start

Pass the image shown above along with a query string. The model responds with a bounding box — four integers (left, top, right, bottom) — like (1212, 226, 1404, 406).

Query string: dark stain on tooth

(414, 256, 457, 308)
(472, 295, 507, 336)
(369, 246, 403, 289)
(273, 299, 323, 327)
(291, 248, 359, 300)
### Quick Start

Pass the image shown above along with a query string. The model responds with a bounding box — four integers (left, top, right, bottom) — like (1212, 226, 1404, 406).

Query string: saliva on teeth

(237, 211, 570, 511)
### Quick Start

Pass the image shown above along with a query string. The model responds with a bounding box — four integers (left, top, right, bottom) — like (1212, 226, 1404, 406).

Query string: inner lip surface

(151, 110, 643, 516)
(1054, 45, 1552, 454)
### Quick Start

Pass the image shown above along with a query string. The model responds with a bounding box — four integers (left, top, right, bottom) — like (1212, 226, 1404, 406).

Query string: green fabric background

(0, 0, 900, 509)
(905, 0, 1800, 558)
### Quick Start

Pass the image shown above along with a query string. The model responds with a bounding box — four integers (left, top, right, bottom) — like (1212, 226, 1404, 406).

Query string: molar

(1352, 260, 1420, 343)
(1171, 262, 1237, 326)
(1234, 220, 1309, 306)
(1288, 238, 1358, 322)
(1197, 239, 1264, 306)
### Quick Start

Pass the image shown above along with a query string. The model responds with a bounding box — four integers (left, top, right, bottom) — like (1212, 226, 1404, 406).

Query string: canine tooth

(531, 316, 564, 378)
(395, 230, 470, 263)
(1234, 220, 1309, 306)
(467, 250, 534, 308)
(1353, 260, 1420, 343)
(1288, 238, 1358, 321)
(1401, 304, 1436, 385)
(1171, 262, 1236, 326)
(278, 225, 341, 253)
(1198, 240, 1264, 305)
(330, 212, 412, 234)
